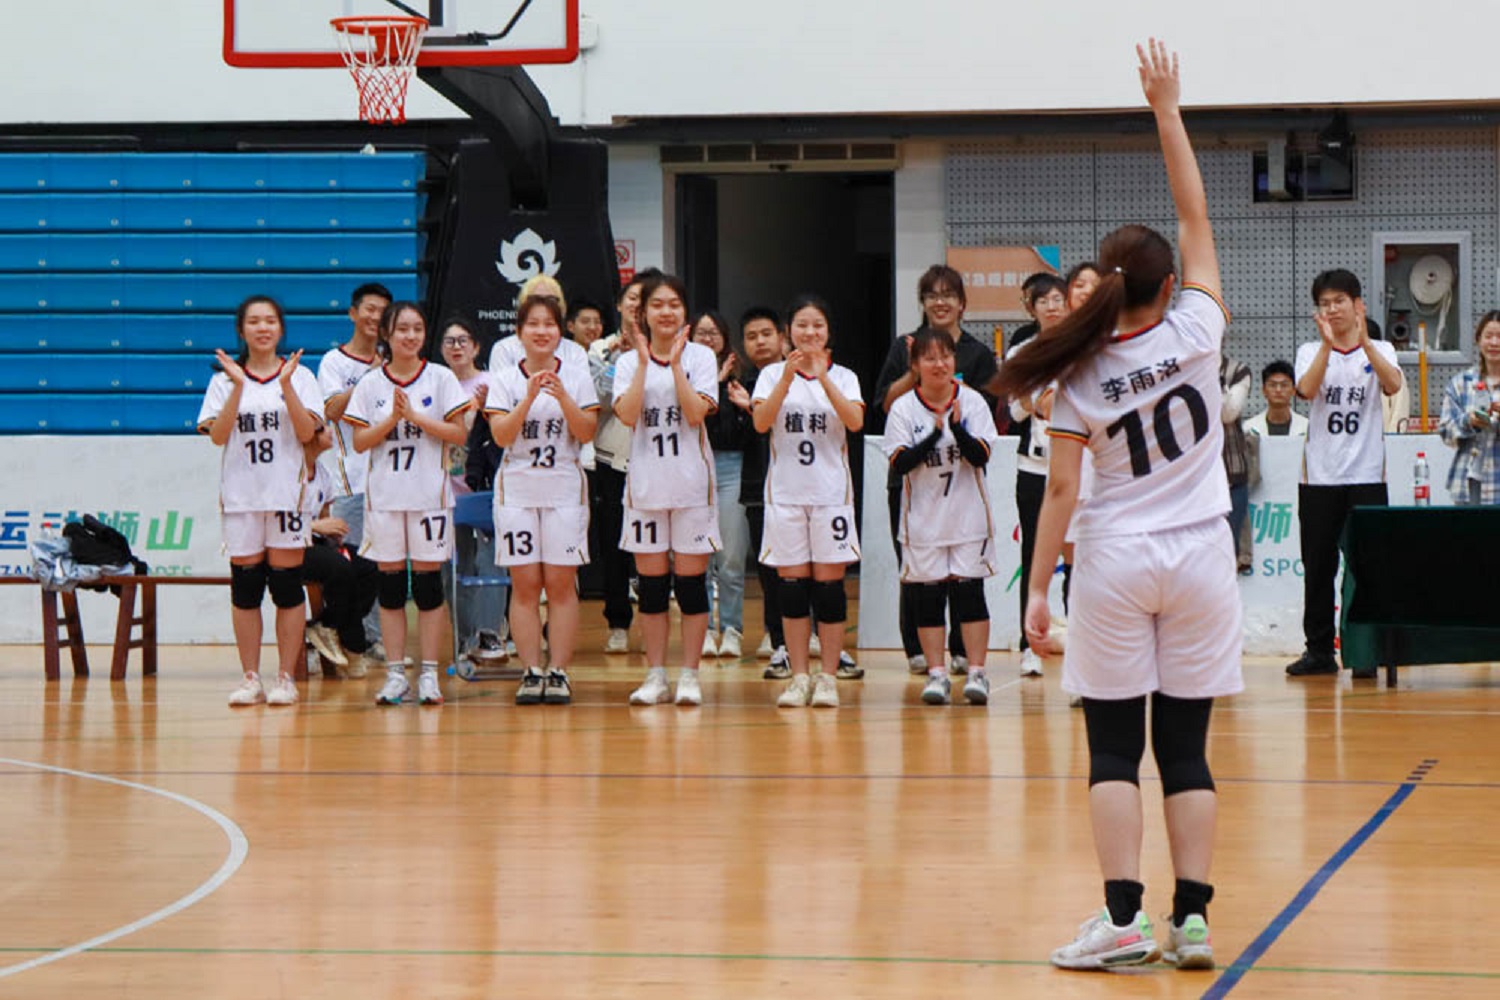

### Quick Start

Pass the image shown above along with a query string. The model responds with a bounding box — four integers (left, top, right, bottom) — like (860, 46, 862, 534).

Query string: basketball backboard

(223, 0, 578, 69)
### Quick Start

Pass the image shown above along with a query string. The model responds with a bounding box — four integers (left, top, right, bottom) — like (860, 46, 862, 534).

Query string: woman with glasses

(874, 265, 1001, 677)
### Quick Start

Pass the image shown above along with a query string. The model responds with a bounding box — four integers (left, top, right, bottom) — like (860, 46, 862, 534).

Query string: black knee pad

(1084, 696, 1147, 787)
(914, 581, 948, 628)
(779, 576, 811, 619)
(1152, 693, 1217, 796)
(673, 573, 709, 617)
(410, 570, 445, 611)
(266, 566, 305, 610)
(949, 577, 989, 624)
(810, 579, 847, 624)
(637, 573, 671, 615)
(378, 569, 408, 610)
(230, 562, 267, 610)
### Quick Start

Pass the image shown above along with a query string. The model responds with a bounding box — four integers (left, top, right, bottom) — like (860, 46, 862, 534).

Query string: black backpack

(63, 514, 148, 577)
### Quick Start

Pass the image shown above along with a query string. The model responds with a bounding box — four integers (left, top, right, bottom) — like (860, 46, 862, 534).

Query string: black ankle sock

(1172, 878, 1214, 925)
(1104, 879, 1144, 926)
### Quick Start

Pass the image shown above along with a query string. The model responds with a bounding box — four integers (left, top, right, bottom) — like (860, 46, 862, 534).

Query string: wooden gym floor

(2, 599, 1499, 998)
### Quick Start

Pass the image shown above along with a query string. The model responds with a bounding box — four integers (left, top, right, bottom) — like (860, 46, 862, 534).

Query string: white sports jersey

(301, 462, 336, 518)
(316, 346, 380, 495)
(197, 363, 324, 514)
(883, 383, 998, 546)
(1048, 285, 1230, 539)
(752, 362, 864, 506)
(492, 335, 590, 380)
(483, 356, 600, 507)
(612, 342, 719, 510)
(344, 361, 472, 512)
(1295, 339, 1396, 485)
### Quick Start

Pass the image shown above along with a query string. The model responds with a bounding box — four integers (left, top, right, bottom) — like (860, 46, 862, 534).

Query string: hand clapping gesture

(215, 349, 246, 386)
(727, 379, 751, 412)
(278, 349, 303, 386)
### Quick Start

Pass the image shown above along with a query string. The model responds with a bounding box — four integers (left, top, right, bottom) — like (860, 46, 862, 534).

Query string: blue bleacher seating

(0, 152, 426, 434)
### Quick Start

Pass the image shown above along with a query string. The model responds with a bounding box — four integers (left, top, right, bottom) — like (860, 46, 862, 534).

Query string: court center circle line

(0, 757, 250, 980)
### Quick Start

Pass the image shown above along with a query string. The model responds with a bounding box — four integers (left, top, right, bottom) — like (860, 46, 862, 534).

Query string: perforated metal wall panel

(946, 128, 1497, 417)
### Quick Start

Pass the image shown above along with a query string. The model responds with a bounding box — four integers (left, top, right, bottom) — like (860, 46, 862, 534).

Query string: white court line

(0, 757, 249, 980)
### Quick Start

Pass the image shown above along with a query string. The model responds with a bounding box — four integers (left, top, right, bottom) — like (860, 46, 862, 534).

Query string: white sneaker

(755, 633, 774, 658)
(1020, 649, 1044, 677)
(629, 667, 671, 705)
(949, 655, 969, 676)
(777, 673, 812, 707)
(702, 631, 720, 658)
(418, 670, 443, 705)
(921, 674, 951, 705)
(306, 623, 347, 666)
(718, 627, 743, 659)
(1051, 910, 1160, 970)
(367, 640, 387, 662)
(376, 669, 410, 705)
(228, 673, 265, 707)
(1162, 914, 1213, 969)
(344, 653, 370, 679)
(266, 674, 299, 706)
(907, 654, 928, 675)
(808, 632, 822, 657)
(674, 669, 702, 706)
(810, 672, 839, 708)
(604, 628, 629, 654)
(963, 671, 990, 705)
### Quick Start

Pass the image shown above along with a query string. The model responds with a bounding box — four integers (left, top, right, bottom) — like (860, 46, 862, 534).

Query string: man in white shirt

(1243, 360, 1308, 437)
(1287, 270, 1404, 677)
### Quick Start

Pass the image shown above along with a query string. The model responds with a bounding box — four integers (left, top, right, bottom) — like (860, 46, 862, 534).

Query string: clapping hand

(215, 349, 246, 386)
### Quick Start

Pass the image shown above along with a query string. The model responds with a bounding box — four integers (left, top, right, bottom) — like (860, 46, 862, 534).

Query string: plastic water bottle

(1413, 451, 1431, 507)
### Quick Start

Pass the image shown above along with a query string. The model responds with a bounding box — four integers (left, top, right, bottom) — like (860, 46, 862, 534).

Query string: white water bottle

(1413, 451, 1431, 506)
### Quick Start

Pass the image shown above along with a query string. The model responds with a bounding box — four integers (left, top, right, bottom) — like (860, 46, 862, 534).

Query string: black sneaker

(1286, 652, 1339, 676)
(835, 651, 864, 680)
(474, 629, 508, 662)
(763, 646, 791, 680)
(543, 669, 572, 705)
(515, 668, 546, 705)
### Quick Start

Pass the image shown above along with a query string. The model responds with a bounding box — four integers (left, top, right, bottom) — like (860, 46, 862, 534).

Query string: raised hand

(805, 350, 829, 381)
(539, 372, 570, 403)
(1314, 310, 1337, 348)
(525, 370, 550, 401)
(950, 391, 963, 425)
(1355, 299, 1370, 344)
(718, 354, 738, 382)
(214, 349, 246, 386)
(472, 381, 489, 407)
(1137, 38, 1180, 113)
(392, 387, 411, 419)
(279, 349, 303, 384)
(668, 325, 690, 366)
(630, 325, 652, 363)
(782, 350, 805, 383)
(727, 380, 751, 412)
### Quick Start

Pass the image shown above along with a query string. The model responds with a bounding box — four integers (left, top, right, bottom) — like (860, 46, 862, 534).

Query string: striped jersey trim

(1048, 427, 1090, 443)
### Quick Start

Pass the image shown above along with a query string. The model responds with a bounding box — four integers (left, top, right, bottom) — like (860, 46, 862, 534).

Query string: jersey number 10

(1105, 385, 1209, 478)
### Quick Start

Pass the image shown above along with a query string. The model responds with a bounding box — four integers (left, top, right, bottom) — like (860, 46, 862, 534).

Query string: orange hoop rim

(329, 15, 430, 39)
(329, 15, 429, 125)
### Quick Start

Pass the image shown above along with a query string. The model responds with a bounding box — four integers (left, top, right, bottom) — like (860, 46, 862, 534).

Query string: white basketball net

(330, 17, 429, 125)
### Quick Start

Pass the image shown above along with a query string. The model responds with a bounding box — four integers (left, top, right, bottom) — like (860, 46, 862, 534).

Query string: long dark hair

(1474, 309, 1500, 381)
(996, 225, 1174, 397)
(689, 309, 737, 367)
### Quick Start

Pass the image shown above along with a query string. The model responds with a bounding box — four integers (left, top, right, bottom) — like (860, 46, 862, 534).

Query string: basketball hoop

(330, 16, 429, 125)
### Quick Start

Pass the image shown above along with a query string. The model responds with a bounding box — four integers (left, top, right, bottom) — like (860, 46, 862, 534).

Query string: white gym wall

(6, 1, 1499, 125)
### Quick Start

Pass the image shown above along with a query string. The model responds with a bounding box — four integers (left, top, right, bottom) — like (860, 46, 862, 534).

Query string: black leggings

(301, 540, 378, 654)
(744, 504, 783, 647)
(1082, 694, 1216, 795)
(886, 482, 963, 659)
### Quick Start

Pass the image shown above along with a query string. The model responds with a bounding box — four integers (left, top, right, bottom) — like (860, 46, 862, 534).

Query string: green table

(1340, 505, 1500, 684)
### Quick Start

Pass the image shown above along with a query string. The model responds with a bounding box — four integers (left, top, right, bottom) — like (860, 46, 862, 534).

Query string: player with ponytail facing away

(997, 41, 1242, 971)
(198, 295, 324, 707)
(344, 301, 472, 707)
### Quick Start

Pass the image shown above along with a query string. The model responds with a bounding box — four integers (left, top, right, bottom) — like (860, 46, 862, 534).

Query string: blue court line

(1203, 760, 1434, 998)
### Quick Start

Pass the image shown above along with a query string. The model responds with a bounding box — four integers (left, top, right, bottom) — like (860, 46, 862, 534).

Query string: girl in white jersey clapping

(751, 296, 865, 708)
(884, 328, 999, 706)
(197, 295, 324, 708)
(997, 41, 1242, 972)
(485, 293, 600, 705)
(345, 301, 472, 707)
(612, 273, 722, 706)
